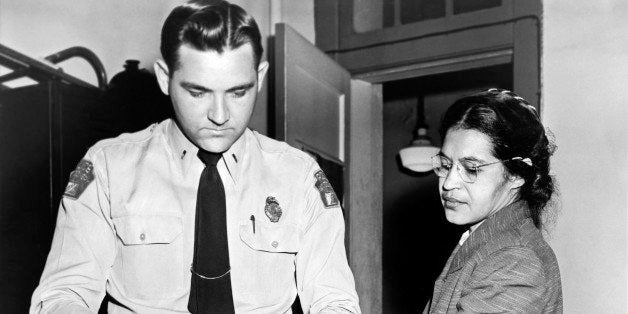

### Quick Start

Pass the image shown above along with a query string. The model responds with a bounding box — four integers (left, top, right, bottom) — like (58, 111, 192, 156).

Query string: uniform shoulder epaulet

(113, 123, 158, 143)
(251, 130, 315, 165)
(250, 129, 290, 154)
(91, 123, 159, 151)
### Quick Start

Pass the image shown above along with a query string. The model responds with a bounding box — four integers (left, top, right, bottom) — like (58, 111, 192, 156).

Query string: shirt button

(271, 241, 278, 248)
(140, 233, 146, 241)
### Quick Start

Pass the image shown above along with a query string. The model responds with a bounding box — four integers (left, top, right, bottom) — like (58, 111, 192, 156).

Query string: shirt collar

(457, 220, 484, 246)
(221, 128, 248, 185)
(166, 119, 248, 184)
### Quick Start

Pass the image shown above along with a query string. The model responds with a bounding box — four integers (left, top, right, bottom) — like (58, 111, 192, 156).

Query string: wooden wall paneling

(513, 0, 542, 110)
(348, 79, 383, 314)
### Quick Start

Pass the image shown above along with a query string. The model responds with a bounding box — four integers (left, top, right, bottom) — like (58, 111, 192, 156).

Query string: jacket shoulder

(474, 220, 556, 272)
(87, 123, 161, 157)
(249, 130, 316, 166)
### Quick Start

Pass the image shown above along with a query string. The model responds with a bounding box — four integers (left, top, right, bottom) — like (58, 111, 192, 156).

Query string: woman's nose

(441, 164, 463, 190)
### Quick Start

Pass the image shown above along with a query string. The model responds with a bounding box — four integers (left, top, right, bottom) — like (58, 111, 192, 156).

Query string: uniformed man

(30, 1, 360, 313)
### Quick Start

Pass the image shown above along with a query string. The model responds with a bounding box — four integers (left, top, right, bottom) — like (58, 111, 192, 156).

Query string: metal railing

(0, 43, 107, 90)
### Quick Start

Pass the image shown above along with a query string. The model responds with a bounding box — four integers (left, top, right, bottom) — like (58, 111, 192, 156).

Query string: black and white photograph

(0, 0, 626, 313)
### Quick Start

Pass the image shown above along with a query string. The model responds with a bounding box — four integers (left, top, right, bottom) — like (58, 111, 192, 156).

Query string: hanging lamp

(398, 97, 439, 172)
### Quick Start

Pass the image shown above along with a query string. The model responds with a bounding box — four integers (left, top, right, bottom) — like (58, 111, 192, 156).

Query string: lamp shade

(399, 127, 439, 172)
(399, 145, 440, 172)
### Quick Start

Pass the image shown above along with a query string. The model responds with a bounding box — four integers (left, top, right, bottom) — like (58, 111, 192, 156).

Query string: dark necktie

(188, 150, 235, 313)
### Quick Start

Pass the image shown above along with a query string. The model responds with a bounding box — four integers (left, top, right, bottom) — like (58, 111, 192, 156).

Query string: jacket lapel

(447, 201, 529, 275)
(432, 244, 461, 300)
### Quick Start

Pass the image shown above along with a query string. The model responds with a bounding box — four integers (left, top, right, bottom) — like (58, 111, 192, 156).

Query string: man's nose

(207, 94, 229, 126)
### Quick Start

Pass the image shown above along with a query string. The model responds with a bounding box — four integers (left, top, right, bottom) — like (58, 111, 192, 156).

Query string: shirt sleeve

(457, 246, 547, 313)
(295, 162, 361, 314)
(30, 149, 116, 313)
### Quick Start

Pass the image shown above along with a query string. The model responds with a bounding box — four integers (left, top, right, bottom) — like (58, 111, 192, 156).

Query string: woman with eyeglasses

(424, 89, 562, 313)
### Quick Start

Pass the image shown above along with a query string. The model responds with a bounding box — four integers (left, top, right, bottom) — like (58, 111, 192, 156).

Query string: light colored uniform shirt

(30, 119, 360, 313)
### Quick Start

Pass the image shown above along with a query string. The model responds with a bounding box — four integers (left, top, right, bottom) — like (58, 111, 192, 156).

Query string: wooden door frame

(276, 0, 543, 306)
(316, 0, 542, 109)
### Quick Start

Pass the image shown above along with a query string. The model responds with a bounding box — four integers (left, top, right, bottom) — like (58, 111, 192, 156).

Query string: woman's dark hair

(160, 0, 263, 73)
(440, 88, 556, 229)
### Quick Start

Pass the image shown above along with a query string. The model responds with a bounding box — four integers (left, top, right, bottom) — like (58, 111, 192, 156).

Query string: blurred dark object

(0, 45, 171, 313)
(0, 78, 113, 314)
(105, 59, 173, 134)
(0, 44, 111, 313)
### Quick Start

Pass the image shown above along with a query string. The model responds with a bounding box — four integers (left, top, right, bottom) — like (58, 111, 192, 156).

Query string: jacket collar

(447, 200, 530, 274)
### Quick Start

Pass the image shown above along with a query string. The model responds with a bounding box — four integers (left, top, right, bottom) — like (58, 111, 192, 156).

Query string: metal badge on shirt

(265, 196, 282, 222)
(314, 170, 339, 208)
(63, 159, 94, 200)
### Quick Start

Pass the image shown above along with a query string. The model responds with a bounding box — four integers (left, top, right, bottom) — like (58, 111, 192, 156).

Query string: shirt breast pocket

(236, 222, 301, 303)
(113, 214, 185, 300)
(238, 223, 300, 254)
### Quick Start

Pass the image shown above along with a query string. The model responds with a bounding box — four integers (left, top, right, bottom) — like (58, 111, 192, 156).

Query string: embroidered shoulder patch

(314, 170, 339, 208)
(63, 159, 94, 200)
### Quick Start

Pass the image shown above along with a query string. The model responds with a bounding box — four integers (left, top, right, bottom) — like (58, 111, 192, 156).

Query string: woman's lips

(442, 195, 464, 208)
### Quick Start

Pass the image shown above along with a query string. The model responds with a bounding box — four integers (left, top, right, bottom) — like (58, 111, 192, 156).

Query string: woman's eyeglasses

(431, 155, 524, 183)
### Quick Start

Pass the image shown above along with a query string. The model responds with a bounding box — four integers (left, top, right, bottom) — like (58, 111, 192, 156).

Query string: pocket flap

(239, 223, 300, 253)
(115, 215, 183, 245)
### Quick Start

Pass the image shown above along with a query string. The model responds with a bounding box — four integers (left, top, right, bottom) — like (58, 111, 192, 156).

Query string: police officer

(30, 1, 360, 313)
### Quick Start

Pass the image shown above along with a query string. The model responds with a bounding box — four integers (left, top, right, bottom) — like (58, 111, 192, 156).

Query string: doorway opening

(381, 63, 512, 312)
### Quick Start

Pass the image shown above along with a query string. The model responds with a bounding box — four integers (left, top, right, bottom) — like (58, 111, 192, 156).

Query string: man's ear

(256, 60, 269, 92)
(154, 59, 170, 95)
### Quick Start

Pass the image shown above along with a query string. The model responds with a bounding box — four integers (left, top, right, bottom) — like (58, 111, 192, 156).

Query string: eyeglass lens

(431, 156, 477, 183)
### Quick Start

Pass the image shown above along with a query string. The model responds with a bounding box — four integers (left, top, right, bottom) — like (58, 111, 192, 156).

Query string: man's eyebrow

(179, 81, 256, 93)
(180, 81, 211, 92)
(226, 82, 255, 93)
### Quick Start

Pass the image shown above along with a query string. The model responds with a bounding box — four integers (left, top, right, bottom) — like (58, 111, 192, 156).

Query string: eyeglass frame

(431, 154, 525, 183)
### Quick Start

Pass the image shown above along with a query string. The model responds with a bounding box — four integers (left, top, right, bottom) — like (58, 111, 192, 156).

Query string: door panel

(274, 23, 383, 313)
(275, 23, 349, 163)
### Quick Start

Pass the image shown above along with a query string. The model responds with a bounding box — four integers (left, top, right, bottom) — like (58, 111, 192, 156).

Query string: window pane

(453, 0, 502, 14)
(401, 0, 446, 24)
(383, 0, 396, 28)
(353, 0, 385, 32)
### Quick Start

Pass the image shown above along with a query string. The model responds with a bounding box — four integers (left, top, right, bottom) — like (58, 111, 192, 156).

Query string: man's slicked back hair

(160, 0, 263, 73)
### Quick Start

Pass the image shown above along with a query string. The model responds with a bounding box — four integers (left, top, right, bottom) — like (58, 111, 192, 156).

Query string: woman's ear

(154, 59, 170, 95)
(508, 174, 525, 190)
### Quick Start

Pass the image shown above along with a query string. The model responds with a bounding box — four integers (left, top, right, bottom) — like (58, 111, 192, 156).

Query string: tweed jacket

(425, 201, 562, 313)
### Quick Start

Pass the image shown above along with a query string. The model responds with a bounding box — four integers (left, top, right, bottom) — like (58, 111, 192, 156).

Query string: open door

(275, 23, 383, 313)
(274, 23, 349, 163)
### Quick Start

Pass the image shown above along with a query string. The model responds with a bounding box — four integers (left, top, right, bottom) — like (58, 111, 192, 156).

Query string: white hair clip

(512, 157, 533, 167)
